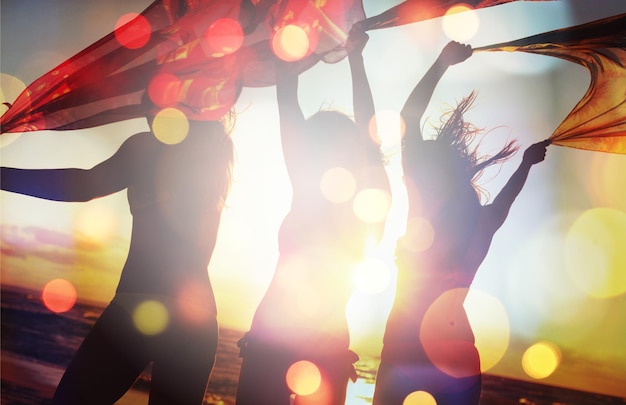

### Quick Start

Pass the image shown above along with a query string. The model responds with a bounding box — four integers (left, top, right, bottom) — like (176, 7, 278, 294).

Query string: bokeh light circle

(522, 341, 561, 379)
(464, 288, 510, 372)
(114, 13, 151, 49)
(420, 288, 481, 378)
(42, 279, 77, 313)
(272, 25, 310, 62)
(320, 167, 356, 203)
(353, 188, 391, 224)
(204, 18, 244, 57)
(353, 256, 391, 294)
(152, 107, 189, 144)
(133, 300, 169, 335)
(564, 207, 626, 298)
(148, 73, 182, 108)
(285, 360, 322, 396)
(442, 5, 479, 42)
(403, 390, 437, 405)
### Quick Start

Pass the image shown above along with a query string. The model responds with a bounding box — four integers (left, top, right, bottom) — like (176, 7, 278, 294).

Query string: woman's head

(303, 110, 363, 171)
(405, 91, 518, 205)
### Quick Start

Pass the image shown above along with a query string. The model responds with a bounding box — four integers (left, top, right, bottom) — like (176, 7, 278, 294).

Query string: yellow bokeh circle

(152, 107, 189, 145)
(522, 341, 561, 379)
(133, 300, 169, 335)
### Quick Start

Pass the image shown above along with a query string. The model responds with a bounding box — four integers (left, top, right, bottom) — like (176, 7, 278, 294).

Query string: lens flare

(203, 18, 244, 57)
(403, 390, 437, 405)
(272, 25, 310, 62)
(114, 13, 151, 49)
(133, 300, 169, 335)
(354, 256, 391, 294)
(442, 5, 479, 42)
(42, 279, 77, 313)
(152, 107, 189, 144)
(522, 341, 561, 379)
(286, 360, 322, 396)
(464, 289, 510, 372)
(74, 203, 118, 245)
(564, 207, 626, 298)
(353, 188, 391, 224)
(320, 167, 356, 203)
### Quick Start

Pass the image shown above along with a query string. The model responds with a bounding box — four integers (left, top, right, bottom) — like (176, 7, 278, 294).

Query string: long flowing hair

(432, 91, 518, 199)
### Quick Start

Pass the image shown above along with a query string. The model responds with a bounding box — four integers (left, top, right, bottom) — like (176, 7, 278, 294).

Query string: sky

(1, 0, 626, 399)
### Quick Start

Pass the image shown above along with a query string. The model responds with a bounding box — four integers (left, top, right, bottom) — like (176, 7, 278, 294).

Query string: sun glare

(74, 203, 118, 245)
(353, 188, 391, 224)
(353, 256, 392, 295)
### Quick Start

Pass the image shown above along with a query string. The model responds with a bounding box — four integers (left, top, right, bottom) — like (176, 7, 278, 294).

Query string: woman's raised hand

(439, 41, 473, 66)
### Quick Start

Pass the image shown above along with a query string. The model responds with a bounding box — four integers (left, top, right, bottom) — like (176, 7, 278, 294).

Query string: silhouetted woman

(1, 117, 234, 404)
(235, 27, 390, 405)
(372, 41, 549, 405)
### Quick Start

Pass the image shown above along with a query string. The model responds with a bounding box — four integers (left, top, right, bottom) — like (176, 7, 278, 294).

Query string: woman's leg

(148, 315, 218, 405)
(52, 303, 149, 405)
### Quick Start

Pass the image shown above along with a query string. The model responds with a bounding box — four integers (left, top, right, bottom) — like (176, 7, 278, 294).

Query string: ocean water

(2, 285, 624, 405)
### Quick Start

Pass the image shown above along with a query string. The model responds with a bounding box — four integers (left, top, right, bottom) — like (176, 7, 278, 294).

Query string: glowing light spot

(42, 279, 77, 313)
(353, 188, 391, 224)
(133, 300, 169, 335)
(420, 288, 481, 378)
(203, 18, 244, 57)
(177, 283, 213, 325)
(354, 256, 391, 294)
(368, 110, 406, 151)
(400, 216, 435, 253)
(148, 73, 182, 108)
(564, 208, 626, 298)
(522, 341, 561, 379)
(403, 390, 437, 405)
(272, 25, 310, 62)
(152, 107, 189, 144)
(286, 360, 322, 396)
(320, 167, 356, 203)
(114, 13, 151, 49)
(442, 5, 479, 42)
(464, 289, 510, 372)
(74, 203, 118, 245)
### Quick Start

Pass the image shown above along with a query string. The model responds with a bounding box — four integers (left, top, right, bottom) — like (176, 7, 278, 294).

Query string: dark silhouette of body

(372, 41, 549, 405)
(235, 28, 390, 405)
(1, 119, 233, 404)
